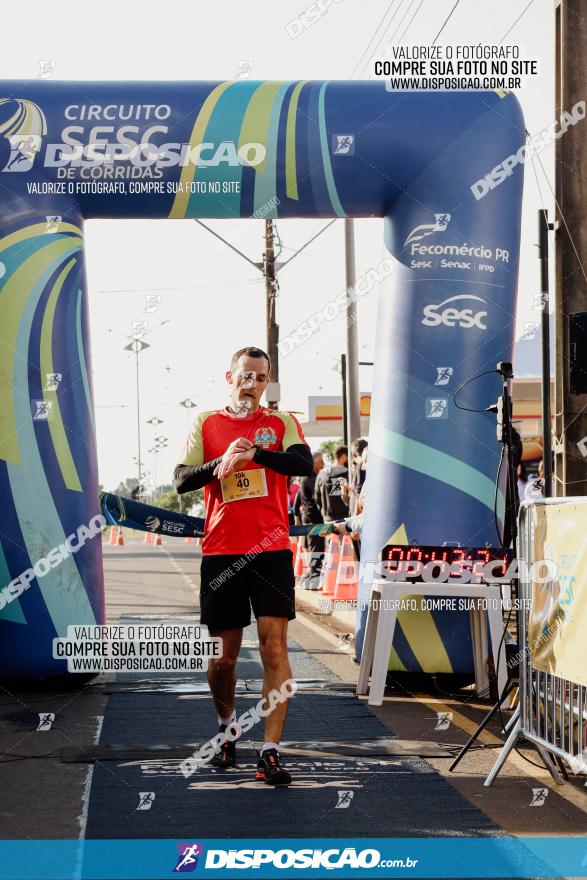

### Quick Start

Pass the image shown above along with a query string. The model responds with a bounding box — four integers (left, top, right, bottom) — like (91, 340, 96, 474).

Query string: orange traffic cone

(294, 536, 307, 578)
(334, 534, 359, 600)
(108, 526, 118, 544)
(154, 533, 162, 546)
(116, 527, 124, 546)
(321, 534, 341, 596)
(144, 531, 152, 544)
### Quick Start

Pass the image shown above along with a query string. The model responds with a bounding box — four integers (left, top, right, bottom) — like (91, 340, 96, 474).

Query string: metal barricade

(485, 497, 587, 786)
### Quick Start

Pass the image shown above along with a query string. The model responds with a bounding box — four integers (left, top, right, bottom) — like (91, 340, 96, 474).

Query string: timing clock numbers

(380, 545, 512, 583)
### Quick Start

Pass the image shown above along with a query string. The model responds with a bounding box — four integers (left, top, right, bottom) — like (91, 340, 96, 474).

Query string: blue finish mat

(85, 687, 502, 840)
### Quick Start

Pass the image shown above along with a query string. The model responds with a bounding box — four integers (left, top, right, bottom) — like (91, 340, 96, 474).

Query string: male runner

(174, 347, 313, 786)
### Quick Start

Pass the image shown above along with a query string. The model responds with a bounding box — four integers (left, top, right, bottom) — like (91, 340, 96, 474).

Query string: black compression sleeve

(252, 443, 313, 477)
(174, 458, 222, 493)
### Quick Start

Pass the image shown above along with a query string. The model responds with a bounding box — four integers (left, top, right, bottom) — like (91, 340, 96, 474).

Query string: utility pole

(345, 219, 361, 447)
(539, 210, 553, 498)
(264, 219, 280, 409)
(555, 0, 587, 496)
(341, 353, 349, 447)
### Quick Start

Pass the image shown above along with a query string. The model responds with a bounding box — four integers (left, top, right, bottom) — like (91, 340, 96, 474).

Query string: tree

(318, 438, 344, 463)
(156, 487, 203, 515)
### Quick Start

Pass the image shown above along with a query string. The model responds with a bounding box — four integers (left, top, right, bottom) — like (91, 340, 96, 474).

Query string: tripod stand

(449, 362, 520, 773)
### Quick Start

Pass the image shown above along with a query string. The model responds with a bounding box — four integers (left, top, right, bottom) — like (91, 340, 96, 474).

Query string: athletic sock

(218, 710, 236, 731)
(262, 741, 280, 755)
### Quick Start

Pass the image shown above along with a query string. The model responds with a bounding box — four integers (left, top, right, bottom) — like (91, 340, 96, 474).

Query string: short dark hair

(333, 445, 348, 461)
(230, 347, 271, 372)
(351, 438, 368, 456)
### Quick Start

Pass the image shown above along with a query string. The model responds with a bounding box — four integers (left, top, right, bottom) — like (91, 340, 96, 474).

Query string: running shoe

(255, 748, 292, 786)
(210, 734, 237, 768)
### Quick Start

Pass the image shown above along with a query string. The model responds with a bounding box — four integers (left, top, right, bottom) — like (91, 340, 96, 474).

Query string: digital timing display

(380, 545, 513, 583)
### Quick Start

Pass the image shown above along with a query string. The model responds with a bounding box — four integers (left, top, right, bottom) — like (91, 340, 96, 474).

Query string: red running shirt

(179, 407, 307, 556)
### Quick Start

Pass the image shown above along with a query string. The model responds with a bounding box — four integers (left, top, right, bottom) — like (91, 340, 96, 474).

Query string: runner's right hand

(224, 437, 254, 457)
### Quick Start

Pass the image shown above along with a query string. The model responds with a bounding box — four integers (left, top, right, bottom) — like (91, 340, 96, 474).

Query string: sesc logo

(421, 294, 488, 330)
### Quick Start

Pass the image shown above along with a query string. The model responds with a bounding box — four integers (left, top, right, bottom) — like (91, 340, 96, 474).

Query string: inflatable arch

(0, 81, 524, 676)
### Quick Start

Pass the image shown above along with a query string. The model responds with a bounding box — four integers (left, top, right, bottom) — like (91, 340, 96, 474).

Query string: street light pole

(122, 319, 169, 494)
(124, 337, 150, 491)
(135, 347, 142, 490)
(146, 417, 164, 500)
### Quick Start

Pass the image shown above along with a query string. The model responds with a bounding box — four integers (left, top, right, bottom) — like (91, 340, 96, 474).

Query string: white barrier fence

(486, 497, 587, 785)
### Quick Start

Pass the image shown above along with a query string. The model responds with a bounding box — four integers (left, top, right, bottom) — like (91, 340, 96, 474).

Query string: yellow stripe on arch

(238, 81, 289, 176)
(169, 83, 234, 219)
(0, 236, 82, 464)
(285, 81, 306, 200)
(40, 258, 82, 491)
(3, 105, 24, 137)
(385, 523, 453, 673)
(0, 223, 82, 254)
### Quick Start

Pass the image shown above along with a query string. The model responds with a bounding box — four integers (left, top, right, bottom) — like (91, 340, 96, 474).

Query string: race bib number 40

(220, 469, 268, 503)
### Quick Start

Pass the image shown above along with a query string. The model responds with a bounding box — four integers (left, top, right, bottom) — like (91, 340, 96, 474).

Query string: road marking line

(74, 713, 104, 878)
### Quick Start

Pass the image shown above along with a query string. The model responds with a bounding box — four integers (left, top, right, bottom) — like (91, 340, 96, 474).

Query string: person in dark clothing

(294, 452, 325, 588)
(314, 445, 349, 522)
(347, 438, 368, 516)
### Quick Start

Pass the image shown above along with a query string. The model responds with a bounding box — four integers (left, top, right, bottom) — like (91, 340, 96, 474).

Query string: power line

(396, 0, 425, 43)
(386, 0, 419, 48)
(292, 4, 409, 275)
(193, 219, 261, 270)
(95, 279, 261, 294)
(498, 0, 537, 45)
(350, 0, 403, 79)
(278, 219, 338, 270)
(278, 242, 340, 264)
(431, 0, 462, 45)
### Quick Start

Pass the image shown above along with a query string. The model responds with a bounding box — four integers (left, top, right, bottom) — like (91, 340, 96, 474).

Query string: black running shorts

(199, 549, 296, 632)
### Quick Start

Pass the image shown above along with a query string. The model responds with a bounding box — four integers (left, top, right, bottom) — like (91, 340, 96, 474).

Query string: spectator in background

(314, 445, 349, 523)
(294, 452, 325, 589)
(517, 461, 529, 502)
(287, 476, 299, 525)
(343, 438, 368, 516)
(525, 458, 545, 499)
(333, 446, 368, 540)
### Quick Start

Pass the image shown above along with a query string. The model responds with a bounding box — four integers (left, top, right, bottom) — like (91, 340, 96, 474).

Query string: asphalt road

(0, 537, 585, 844)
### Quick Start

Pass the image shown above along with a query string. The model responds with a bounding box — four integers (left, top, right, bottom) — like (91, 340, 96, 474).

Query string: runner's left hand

(214, 446, 255, 479)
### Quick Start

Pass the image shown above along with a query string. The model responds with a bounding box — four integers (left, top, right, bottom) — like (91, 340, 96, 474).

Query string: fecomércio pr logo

(403, 212, 451, 247)
(174, 843, 204, 872)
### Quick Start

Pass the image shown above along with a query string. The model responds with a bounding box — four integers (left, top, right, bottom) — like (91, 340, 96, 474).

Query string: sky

(0, 0, 555, 490)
